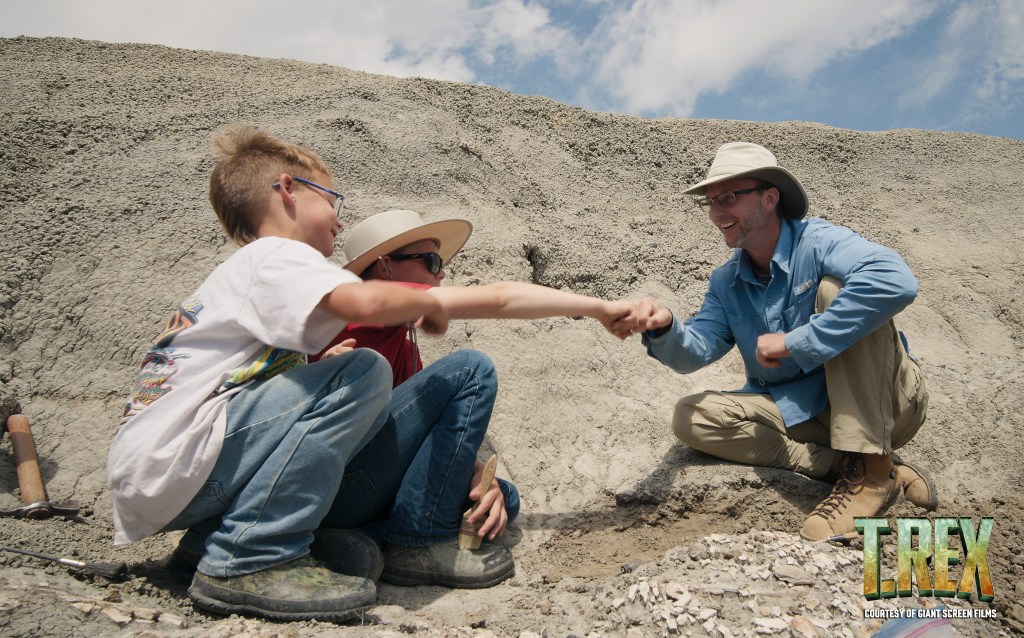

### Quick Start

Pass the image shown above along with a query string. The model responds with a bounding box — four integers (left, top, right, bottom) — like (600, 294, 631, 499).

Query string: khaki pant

(673, 277, 929, 478)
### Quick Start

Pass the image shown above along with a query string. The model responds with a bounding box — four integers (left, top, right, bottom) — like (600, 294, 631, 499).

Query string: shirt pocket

(783, 281, 818, 331)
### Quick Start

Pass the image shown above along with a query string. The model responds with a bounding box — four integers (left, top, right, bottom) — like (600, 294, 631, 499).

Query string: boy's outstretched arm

(427, 281, 637, 338)
(321, 281, 449, 335)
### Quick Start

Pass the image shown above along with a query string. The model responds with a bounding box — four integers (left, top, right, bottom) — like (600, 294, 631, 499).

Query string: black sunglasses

(388, 252, 444, 274)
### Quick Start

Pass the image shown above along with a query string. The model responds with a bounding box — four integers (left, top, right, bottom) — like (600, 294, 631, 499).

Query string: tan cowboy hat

(342, 209, 473, 275)
(683, 142, 808, 219)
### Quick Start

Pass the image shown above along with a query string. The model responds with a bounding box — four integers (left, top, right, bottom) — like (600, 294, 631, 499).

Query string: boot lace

(811, 453, 865, 518)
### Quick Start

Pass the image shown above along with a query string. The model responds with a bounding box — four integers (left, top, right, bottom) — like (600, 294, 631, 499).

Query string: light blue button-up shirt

(643, 217, 918, 427)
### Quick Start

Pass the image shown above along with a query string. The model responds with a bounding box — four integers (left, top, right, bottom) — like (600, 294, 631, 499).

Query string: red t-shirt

(310, 281, 427, 388)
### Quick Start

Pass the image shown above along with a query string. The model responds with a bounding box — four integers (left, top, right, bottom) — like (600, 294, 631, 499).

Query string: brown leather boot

(893, 455, 939, 511)
(800, 453, 902, 542)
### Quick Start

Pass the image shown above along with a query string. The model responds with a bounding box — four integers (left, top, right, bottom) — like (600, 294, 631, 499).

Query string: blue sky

(3, 0, 1022, 140)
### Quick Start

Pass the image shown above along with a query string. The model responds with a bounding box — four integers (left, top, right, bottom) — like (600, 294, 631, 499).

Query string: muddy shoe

(381, 540, 514, 588)
(800, 453, 902, 542)
(311, 528, 384, 582)
(893, 455, 939, 511)
(189, 555, 375, 622)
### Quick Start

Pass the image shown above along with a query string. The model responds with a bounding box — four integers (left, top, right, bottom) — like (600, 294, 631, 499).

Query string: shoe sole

(381, 565, 515, 589)
(189, 589, 372, 623)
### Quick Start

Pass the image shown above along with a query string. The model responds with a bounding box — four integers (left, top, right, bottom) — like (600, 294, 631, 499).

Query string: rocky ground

(1, 37, 1022, 637)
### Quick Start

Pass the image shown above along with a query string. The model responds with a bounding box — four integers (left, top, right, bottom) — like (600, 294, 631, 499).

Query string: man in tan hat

(311, 209, 638, 586)
(627, 142, 938, 542)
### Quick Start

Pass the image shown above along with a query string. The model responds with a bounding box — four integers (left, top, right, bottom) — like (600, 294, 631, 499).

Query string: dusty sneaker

(189, 555, 375, 622)
(381, 540, 514, 588)
(892, 455, 939, 511)
(167, 528, 382, 585)
(311, 528, 384, 582)
(800, 453, 901, 542)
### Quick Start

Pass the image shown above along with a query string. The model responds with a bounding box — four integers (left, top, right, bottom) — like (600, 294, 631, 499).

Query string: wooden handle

(6, 415, 47, 505)
(459, 454, 498, 550)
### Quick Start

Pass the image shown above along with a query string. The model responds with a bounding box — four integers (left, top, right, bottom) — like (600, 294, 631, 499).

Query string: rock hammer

(1, 414, 81, 519)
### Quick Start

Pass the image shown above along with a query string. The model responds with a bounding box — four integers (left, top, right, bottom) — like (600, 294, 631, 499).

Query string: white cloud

(0, 0, 568, 83)
(990, 0, 1024, 82)
(588, 0, 934, 115)
(2, 0, 1019, 136)
(894, 0, 1024, 132)
(477, 0, 569, 65)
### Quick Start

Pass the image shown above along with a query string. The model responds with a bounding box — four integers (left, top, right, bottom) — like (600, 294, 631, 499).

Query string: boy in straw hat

(626, 142, 938, 542)
(310, 208, 638, 587)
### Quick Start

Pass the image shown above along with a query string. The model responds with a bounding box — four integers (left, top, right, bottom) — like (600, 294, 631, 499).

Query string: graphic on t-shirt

(122, 346, 189, 419)
(222, 345, 305, 391)
(154, 299, 204, 347)
(121, 299, 204, 421)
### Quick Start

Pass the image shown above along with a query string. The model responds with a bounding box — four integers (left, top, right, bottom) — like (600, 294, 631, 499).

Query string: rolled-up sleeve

(785, 225, 918, 371)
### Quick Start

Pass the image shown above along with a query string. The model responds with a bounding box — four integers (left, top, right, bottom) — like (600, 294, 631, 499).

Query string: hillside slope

(1, 37, 1021, 637)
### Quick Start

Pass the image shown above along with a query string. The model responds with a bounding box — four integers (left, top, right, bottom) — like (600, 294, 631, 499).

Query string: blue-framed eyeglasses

(273, 176, 345, 217)
(388, 252, 444, 274)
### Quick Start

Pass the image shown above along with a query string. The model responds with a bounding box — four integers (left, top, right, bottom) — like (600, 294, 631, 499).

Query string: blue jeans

(163, 349, 393, 578)
(169, 350, 520, 577)
(321, 349, 519, 546)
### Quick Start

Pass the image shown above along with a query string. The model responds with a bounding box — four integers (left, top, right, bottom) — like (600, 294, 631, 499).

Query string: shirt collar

(733, 218, 796, 286)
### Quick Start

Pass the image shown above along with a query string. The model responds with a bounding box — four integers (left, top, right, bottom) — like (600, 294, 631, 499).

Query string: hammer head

(0, 499, 82, 519)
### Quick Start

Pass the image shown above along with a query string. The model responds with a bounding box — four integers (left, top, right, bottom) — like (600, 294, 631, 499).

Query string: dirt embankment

(1, 37, 1022, 637)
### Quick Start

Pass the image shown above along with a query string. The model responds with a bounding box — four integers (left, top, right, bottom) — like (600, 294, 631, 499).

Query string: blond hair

(208, 124, 332, 245)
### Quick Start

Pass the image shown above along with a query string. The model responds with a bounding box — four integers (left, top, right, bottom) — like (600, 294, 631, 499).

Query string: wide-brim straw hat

(682, 142, 808, 219)
(343, 209, 473, 275)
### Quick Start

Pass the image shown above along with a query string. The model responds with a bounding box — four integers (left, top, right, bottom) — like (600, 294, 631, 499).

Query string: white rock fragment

(703, 618, 716, 633)
(627, 583, 639, 602)
(773, 563, 815, 586)
(101, 606, 133, 626)
(753, 617, 788, 633)
(673, 592, 692, 608)
(611, 597, 625, 609)
(650, 580, 661, 602)
(698, 608, 717, 621)
(158, 613, 187, 628)
(815, 557, 838, 575)
(666, 614, 678, 632)
(791, 615, 827, 638)
(134, 608, 158, 622)
(663, 581, 687, 600)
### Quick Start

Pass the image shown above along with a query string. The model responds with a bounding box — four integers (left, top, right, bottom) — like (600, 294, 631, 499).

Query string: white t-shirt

(108, 237, 361, 544)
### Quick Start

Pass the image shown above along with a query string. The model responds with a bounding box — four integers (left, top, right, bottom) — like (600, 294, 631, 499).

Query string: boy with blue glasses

(109, 125, 450, 622)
